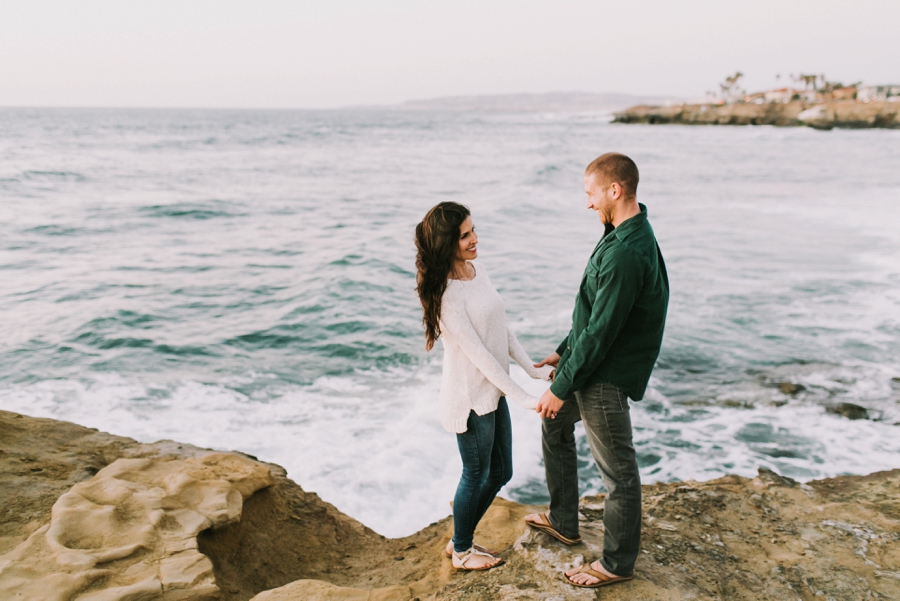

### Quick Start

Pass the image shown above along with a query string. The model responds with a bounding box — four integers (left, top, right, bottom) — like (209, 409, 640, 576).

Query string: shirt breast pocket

(585, 263, 602, 294)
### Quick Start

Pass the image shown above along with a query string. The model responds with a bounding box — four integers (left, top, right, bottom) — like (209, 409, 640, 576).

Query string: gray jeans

(541, 381, 641, 576)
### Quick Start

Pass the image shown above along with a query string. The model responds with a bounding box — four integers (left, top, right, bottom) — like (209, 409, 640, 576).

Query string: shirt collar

(611, 203, 648, 239)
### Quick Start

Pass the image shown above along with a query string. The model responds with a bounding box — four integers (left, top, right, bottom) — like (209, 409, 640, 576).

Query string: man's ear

(610, 182, 623, 200)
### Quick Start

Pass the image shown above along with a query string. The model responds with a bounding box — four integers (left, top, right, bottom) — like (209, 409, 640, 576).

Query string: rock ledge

(1, 410, 898, 600)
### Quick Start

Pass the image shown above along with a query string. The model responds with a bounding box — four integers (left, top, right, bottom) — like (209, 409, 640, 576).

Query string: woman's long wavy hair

(415, 202, 470, 351)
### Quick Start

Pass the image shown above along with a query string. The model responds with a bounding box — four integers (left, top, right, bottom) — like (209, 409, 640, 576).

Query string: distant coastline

(394, 91, 674, 113)
(613, 100, 900, 130)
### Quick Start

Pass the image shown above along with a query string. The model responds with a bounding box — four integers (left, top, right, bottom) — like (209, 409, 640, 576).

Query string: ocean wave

(138, 203, 240, 220)
(22, 170, 86, 181)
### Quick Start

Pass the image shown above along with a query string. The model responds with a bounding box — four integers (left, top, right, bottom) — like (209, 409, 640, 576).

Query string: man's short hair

(585, 153, 639, 198)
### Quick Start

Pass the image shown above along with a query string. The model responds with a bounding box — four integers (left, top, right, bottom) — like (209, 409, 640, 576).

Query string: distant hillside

(398, 91, 674, 113)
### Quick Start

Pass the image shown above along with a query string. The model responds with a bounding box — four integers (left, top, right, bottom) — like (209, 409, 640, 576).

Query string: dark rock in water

(778, 382, 806, 395)
(826, 402, 869, 420)
(722, 399, 755, 409)
(682, 399, 714, 407)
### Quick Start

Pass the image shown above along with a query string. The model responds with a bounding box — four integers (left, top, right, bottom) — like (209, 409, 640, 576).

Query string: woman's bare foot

(566, 559, 616, 585)
(452, 547, 503, 571)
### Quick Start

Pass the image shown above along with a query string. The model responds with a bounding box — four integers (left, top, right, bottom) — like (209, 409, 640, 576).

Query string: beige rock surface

(249, 580, 412, 601)
(2, 410, 898, 601)
(0, 450, 273, 600)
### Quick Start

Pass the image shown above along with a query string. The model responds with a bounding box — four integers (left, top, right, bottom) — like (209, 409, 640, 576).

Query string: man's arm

(549, 247, 643, 400)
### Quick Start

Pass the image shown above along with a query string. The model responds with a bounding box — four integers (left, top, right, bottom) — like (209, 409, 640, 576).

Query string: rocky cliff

(1, 409, 898, 600)
(613, 101, 900, 130)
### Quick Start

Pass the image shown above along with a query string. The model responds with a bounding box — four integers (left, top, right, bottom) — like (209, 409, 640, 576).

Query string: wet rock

(826, 402, 869, 420)
(722, 399, 755, 409)
(778, 382, 806, 395)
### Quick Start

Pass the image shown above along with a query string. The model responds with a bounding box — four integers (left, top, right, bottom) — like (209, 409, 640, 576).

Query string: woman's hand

(534, 352, 560, 369)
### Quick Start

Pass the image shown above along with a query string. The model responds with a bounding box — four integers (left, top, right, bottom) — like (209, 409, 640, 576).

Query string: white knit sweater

(437, 260, 554, 433)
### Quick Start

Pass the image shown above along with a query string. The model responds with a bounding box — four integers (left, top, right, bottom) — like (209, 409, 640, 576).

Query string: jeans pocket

(598, 383, 629, 413)
(615, 387, 629, 411)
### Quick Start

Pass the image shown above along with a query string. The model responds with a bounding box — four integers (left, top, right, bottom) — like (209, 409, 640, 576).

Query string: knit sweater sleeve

(440, 299, 539, 410)
(507, 326, 554, 381)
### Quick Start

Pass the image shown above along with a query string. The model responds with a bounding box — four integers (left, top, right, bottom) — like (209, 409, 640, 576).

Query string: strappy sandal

(563, 562, 634, 588)
(524, 513, 582, 545)
(443, 541, 498, 558)
(452, 547, 504, 571)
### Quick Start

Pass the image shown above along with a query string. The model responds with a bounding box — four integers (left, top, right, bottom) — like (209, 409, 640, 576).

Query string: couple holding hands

(414, 152, 669, 589)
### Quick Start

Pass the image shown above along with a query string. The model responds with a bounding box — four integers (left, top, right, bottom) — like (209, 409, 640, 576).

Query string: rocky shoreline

(1, 409, 898, 600)
(613, 101, 900, 130)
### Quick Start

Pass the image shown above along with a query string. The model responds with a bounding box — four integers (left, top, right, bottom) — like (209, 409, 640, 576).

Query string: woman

(414, 201, 553, 571)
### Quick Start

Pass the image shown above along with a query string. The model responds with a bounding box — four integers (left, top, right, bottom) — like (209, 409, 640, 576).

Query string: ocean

(1, 107, 899, 537)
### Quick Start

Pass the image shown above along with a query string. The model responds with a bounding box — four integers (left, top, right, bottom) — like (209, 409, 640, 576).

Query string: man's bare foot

(566, 559, 615, 585)
(452, 547, 503, 571)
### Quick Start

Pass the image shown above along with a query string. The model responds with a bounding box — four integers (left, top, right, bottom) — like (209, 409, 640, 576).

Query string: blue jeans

(452, 397, 513, 553)
(542, 382, 641, 576)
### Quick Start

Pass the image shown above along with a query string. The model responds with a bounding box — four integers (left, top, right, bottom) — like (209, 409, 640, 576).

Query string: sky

(1, 0, 898, 109)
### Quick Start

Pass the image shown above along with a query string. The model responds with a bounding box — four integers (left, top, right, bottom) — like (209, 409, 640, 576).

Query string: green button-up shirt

(549, 204, 669, 401)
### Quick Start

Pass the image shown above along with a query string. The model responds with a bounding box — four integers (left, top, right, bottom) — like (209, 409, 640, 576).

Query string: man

(525, 152, 669, 589)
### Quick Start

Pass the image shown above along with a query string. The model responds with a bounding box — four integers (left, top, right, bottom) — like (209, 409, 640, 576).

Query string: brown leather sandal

(563, 562, 634, 588)
(443, 541, 498, 558)
(451, 547, 504, 571)
(524, 513, 582, 545)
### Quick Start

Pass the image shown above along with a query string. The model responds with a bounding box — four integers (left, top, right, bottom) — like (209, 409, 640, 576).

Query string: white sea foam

(2, 362, 898, 538)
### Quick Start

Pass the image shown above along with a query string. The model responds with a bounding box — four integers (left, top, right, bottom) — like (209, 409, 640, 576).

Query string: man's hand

(534, 352, 560, 369)
(535, 388, 564, 419)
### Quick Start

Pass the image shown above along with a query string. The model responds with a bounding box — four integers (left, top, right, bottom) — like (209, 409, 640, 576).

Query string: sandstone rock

(0, 450, 273, 600)
(250, 580, 412, 601)
(797, 105, 836, 129)
(2, 411, 899, 601)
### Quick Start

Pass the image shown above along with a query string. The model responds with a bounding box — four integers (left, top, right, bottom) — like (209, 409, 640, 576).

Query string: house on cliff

(744, 91, 767, 104)
(828, 87, 858, 101)
(764, 88, 817, 103)
(858, 85, 900, 102)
